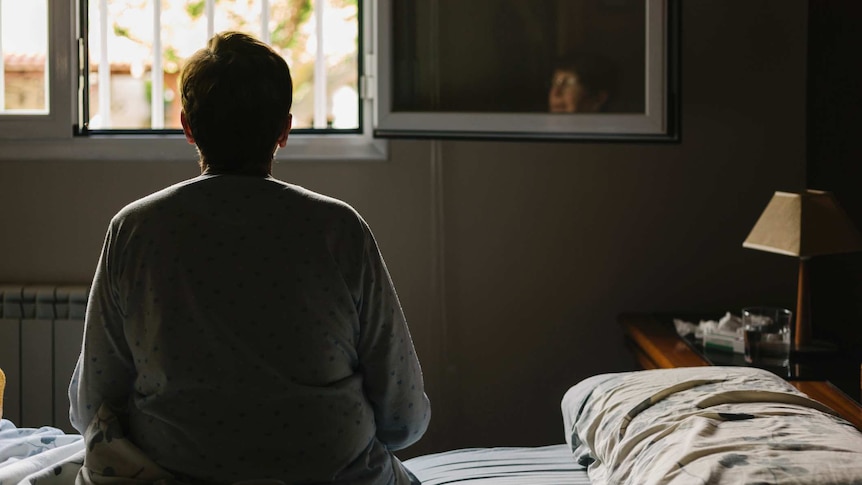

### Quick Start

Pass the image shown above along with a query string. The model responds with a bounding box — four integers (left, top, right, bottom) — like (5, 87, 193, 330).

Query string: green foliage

(164, 46, 181, 73)
(165, 47, 180, 64)
(270, 20, 291, 49)
(270, 0, 312, 50)
(113, 24, 131, 38)
(185, 1, 205, 19)
(295, 0, 313, 24)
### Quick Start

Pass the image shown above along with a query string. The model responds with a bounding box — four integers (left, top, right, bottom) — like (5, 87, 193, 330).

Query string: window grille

(82, 0, 360, 134)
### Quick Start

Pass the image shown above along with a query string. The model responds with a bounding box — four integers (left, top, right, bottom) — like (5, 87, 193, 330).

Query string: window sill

(0, 134, 388, 162)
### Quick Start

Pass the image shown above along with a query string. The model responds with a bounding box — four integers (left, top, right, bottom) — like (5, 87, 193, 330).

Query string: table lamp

(743, 190, 862, 351)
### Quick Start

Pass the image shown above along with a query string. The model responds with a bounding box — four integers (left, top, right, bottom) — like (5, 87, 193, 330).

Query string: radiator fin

(0, 284, 89, 432)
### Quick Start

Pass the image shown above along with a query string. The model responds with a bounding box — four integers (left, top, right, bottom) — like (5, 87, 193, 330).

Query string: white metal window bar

(151, 0, 163, 128)
(98, 0, 110, 126)
(313, 0, 326, 128)
(0, 0, 5, 112)
(260, 0, 270, 44)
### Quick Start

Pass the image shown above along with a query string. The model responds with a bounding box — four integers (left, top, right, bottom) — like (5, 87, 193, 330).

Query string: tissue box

(703, 331, 744, 354)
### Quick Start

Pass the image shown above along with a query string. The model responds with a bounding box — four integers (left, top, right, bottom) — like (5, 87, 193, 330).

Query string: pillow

(561, 366, 862, 485)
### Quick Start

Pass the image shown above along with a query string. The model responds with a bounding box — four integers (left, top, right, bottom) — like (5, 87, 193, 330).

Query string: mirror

(376, 0, 678, 141)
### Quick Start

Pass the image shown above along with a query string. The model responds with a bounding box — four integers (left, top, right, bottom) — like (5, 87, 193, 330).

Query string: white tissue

(716, 312, 743, 336)
(673, 312, 743, 339)
(673, 319, 699, 337)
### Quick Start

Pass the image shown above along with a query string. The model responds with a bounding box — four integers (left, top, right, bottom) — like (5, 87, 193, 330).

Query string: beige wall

(0, 1, 807, 457)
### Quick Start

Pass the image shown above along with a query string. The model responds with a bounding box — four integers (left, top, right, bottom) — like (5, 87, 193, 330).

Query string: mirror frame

(373, 0, 680, 142)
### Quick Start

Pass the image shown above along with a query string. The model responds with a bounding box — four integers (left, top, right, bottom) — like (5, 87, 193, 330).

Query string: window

(0, 0, 382, 160)
(82, 0, 360, 134)
(0, 0, 49, 114)
(0, 0, 678, 160)
(0, 0, 71, 142)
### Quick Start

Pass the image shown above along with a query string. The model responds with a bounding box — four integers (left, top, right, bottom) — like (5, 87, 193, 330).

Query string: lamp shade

(743, 190, 862, 258)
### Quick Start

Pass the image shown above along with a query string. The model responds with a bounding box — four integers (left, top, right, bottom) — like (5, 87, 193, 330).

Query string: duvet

(562, 366, 862, 485)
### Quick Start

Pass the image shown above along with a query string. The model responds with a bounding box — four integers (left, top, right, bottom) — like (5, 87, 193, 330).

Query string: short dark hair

(554, 52, 618, 97)
(180, 31, 293, 172)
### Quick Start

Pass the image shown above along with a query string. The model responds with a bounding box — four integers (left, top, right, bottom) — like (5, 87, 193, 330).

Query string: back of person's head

(180, 31, 293, 173)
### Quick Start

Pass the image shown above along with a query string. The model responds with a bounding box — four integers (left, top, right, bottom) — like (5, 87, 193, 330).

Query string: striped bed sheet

(403, 444, 590, 485)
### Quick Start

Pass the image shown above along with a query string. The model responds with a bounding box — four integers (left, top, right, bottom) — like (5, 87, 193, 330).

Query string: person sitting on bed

(68, 31, 430, 485)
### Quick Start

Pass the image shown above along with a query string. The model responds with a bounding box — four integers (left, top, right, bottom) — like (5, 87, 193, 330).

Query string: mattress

(9, 366, 861, 484)
(403, 444, 590, 485)
(0, 419, 588, 485)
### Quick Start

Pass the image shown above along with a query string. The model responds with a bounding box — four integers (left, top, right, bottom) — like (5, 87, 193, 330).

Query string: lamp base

(791, 340, 838, 361)
(787, 340, 845, 380)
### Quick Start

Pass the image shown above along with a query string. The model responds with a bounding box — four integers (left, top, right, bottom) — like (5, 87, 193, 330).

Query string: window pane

(392, 0, 645, 114)
(86, 0, 359, 131)
(287, 0, 359, 129)
(1, 0, 49, 113)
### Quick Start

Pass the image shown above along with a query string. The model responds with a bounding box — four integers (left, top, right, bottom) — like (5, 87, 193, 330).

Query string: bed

(4, 366, 862, 484)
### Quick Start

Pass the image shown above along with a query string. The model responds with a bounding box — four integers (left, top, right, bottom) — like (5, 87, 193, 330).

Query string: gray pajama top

(68, 174, 430, 484)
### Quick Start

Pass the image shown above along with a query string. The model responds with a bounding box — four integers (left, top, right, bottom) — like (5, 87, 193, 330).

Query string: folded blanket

(561, 366, 862, 485)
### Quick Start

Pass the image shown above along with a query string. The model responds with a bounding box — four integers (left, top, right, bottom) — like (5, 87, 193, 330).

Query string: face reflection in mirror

(548, 68, 610, 113)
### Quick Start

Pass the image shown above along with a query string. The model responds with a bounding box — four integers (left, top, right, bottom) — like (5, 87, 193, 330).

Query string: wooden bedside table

(619, 312, 862, 430)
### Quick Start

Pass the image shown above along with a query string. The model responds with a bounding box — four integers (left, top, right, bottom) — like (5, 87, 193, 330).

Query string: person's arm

(355, 224, 430, 451)
(68, 222, 135, 433)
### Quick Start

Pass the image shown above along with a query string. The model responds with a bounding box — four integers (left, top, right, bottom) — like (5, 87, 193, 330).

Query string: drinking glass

(743, 307, 792, 367)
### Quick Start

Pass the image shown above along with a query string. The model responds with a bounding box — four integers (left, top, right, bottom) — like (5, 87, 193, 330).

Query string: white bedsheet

(0, 421, 588, 485)
(0, 420, 84, 485)
(403, 444, 589, 485)
(1, 423, 590, 485)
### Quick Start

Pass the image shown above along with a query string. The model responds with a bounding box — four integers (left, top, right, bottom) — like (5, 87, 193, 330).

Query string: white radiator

(0, 284, 89, 433)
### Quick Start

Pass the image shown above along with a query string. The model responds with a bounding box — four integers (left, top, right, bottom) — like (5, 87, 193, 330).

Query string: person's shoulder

(281, 181, 364, 221)
(110, 177, 203, 224)
(276, 181, 376, 246)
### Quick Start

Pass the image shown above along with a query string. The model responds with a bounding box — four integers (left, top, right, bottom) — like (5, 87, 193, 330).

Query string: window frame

(374, 0, 680, 142)
(0, 0, 72, 141)
(0, 0, 387, 162)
